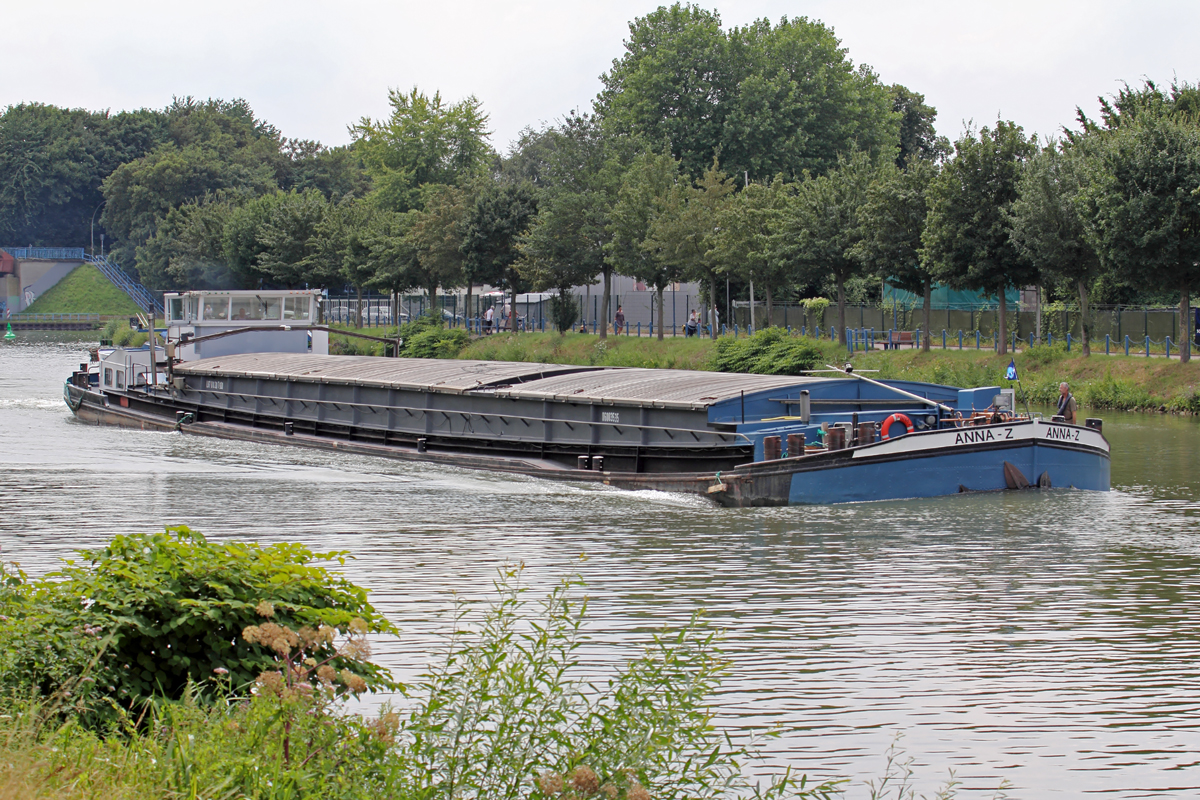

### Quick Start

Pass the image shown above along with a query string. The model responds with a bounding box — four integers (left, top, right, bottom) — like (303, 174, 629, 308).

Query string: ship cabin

(164, 289, 327, 361)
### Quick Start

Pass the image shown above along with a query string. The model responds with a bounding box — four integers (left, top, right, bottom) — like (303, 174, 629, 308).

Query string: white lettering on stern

(204, 379, 225, 390)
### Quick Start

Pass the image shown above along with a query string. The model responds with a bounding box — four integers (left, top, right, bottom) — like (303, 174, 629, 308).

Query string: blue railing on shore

(0, 246, 86, 261)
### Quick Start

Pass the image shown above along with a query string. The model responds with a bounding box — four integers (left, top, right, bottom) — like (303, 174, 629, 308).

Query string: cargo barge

(62, 290, 1111, 506)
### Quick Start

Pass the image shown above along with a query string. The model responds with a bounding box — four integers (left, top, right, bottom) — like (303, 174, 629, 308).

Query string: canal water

(2, 333, 1199, 798)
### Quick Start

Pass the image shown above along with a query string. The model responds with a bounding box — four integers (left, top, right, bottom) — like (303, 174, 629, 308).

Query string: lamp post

(89, 201, 104, 257)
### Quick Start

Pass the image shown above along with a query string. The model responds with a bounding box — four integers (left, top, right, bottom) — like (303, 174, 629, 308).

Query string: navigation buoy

(3, 322, 14, 340)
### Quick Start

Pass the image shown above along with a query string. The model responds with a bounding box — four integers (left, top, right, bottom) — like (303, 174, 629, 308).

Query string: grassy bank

(459, 331, 719, 369)
(454, 331, 1200, 413)
(24, 264, 142, 316)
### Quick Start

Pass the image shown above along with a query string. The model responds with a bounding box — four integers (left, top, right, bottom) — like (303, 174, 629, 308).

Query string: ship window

(168, 298, 184, 321)
(104, 368, 113, 386)
(115, 370, 125, 389)
(230, 298, 263, 321)
(203, 297, 229, 320)
(284, 296, 310, 320)
(260, 296, 282, 320)
(187, 296, 199, 320)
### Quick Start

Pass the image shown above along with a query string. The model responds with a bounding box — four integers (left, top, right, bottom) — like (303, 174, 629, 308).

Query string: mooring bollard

(787, 433, 805, 457)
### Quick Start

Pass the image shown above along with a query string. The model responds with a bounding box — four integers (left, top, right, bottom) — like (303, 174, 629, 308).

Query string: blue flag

(1005, 360, 1018, 381)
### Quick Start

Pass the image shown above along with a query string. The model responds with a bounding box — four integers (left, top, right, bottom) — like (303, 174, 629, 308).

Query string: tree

(776, 152, 877, 343)
(0, 103, 166, 247)
(136, 195, 238, 290)
(599, 5, 899, 181)
(102, 98, 288, 272)
(1078, 111, 1200, 362)
(464, 181, 539, 331)
(310, 198, 376, 326)
(606, 151, 685, 339)
(1010, 144, 1103, 356)
(923, 121, 1039, 355)
(854, 159, 938, 350)
(351, 87, 491, 214)
(517, 114, 625, 337)
(891, 85, 948, 169)
(407, 184, 471, 318)
(364, 210, 422, 315)
(709, 176, 791, 327)
(644, 161, 736, 338)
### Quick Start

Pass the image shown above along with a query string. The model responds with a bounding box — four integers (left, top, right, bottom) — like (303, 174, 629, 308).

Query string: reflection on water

(3, 333, 1200, 797)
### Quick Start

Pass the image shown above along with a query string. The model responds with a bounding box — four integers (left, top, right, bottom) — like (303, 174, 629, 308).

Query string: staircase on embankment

(1, 247, 163, 315)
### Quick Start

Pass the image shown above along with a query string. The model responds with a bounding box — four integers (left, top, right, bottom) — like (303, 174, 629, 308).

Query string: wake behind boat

(63, 290, 1110, 507)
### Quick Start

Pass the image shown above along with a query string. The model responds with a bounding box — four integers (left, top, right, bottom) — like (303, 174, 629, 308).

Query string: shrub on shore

(0, 533, 842, 800)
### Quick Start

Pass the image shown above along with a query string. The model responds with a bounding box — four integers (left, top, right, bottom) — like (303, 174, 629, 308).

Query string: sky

(5, 1, 1200, 153)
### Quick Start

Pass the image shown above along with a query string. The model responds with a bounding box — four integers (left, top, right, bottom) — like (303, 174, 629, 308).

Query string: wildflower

(536, 771, 565, 796)
(340, 638, 372, 661)
(243, 622, 301, 655)
(349, 617, 369, 634)
(255, 600, 275, 618)
(600, 785, 618, 799)
(213, 667, 229, 675)
(570, 766, 600, 795)
(255, 671, 284, 695)
(316, 665, 337, 683)
(339, 670, 368, 693)
(627, 784, 651, 800)
(298, 626, 319, 647)
(304, 657, 317, 667)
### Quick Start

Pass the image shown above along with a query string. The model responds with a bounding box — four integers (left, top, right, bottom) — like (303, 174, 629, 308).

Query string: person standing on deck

(1057, 382, 1077, 424)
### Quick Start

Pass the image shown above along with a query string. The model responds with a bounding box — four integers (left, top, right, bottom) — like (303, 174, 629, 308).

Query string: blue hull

(787, 440, 1110, 505)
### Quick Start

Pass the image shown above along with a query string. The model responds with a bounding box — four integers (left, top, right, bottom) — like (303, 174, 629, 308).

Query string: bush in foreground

(0, 536, 842, 800)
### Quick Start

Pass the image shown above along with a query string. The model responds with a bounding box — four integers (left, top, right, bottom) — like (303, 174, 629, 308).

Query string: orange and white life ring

(880, 413, 914, 440)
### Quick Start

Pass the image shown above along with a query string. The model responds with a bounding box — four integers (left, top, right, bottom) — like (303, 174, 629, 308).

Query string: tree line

(2, 5, 1198, 359)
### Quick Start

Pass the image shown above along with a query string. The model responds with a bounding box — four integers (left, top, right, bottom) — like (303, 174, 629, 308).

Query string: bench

(885, 331, 916, 350)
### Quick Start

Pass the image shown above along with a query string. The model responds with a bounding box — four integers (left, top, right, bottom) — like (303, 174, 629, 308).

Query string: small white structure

(164, 290, 327, 360)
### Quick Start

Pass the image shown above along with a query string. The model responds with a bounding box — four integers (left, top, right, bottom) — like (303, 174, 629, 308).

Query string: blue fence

(0, 246, 86, 261)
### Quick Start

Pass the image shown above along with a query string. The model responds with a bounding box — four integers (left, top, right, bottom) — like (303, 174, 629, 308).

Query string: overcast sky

(5, 1, 1200, 153)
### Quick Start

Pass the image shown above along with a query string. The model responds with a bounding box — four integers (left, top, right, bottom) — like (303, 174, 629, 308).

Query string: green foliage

(405, 326, 469, 358)
(549, 287, 580, 334)
(0, 103, 166, 246)
(708, 328, 827, 375)
(776, 152, 879, 340)
(0, 527, 396, 723)
(598, 5, 898, 181)
(403, 566, 839, 800)
(23, 264, 143, 315)
(2, 561, 845, 800)
(351, 87, 492, 214)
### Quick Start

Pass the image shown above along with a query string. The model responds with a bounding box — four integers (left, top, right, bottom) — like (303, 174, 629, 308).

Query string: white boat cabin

(164, 289, 328, 360)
